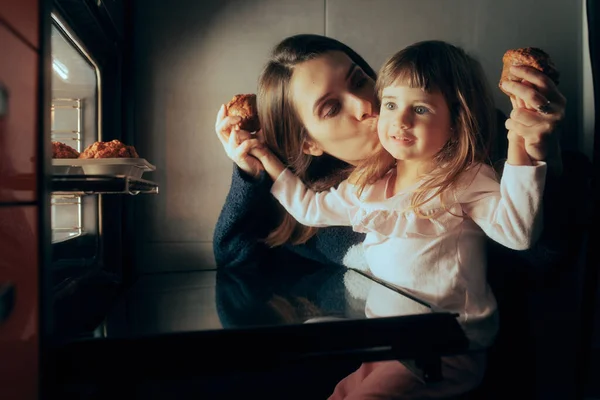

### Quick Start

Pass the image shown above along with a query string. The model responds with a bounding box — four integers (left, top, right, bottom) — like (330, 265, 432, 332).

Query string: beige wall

(131, 0, 587, 273)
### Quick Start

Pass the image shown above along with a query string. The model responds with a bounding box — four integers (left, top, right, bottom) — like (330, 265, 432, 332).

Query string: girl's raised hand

(249, 140, 286, 182)
(501, 65, 566, 174)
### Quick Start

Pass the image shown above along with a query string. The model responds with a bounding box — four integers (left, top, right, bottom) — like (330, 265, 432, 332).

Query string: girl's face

(290, 51, 379, 166)
(377, 84, 452, 164)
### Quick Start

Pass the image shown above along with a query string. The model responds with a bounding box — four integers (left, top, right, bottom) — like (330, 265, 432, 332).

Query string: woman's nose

(349, 94, 373, 121)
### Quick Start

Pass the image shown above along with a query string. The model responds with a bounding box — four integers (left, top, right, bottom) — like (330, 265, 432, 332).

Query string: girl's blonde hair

(258, 34, 377, 246)
(349, 40, 497, 215)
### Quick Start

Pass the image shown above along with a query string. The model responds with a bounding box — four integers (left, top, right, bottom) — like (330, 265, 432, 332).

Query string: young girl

(251, 40, 547, 348)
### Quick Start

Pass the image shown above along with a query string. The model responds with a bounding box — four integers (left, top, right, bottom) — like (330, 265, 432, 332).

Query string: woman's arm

(212, 165, 279, 268)
(215, 104, 265, 179)
(213, 105, 279, 267)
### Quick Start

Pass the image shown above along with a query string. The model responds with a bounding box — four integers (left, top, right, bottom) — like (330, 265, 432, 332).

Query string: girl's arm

(459, 163, 547, 250)
(501, 66, 566, 177)
(213, 165, 367, 269)
(252, 145, 358, 227)
(506, 133, 532, 166)
(213, 141, 364, 269)
(506, 97, 533, 166)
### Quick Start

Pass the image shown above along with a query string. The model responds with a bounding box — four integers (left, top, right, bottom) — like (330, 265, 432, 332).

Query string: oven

(1, 1, 600, 399)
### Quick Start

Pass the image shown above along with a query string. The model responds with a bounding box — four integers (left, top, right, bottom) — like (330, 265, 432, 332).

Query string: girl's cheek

(377, 120, 386, 137)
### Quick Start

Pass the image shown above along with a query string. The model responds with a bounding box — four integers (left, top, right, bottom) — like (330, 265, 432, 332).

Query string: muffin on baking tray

(225, 94, 261, 132)
(52, 141, 80, 158)
(79, 139, 139, 159)
(499, 47, 559, 96)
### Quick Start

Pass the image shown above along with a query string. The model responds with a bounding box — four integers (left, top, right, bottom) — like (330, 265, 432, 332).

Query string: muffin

(225, 94, 261, 132)
(79, 140, 139, 159)
(52, 141, 80, 158)
(499, 47, 560, 96)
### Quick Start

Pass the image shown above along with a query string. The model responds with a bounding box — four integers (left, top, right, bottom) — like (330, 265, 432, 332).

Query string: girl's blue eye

(384, 102, 397, 111)
(414, 106, 429, 114)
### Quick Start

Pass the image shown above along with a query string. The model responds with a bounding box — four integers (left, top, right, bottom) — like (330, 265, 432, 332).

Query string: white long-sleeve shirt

(271, 162, 547, 347)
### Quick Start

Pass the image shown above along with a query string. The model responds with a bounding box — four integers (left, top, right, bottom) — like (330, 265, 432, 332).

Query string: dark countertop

(47, 262, 493, 388)
(104, 265, 435, 336)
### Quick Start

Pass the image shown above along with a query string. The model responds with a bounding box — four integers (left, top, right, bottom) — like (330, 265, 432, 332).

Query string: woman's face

(290, 51, 379, 165)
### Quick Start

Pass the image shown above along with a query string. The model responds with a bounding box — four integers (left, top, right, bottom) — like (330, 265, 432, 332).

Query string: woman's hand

(215, 104, 264, 179)
(502, 65, 566, 175)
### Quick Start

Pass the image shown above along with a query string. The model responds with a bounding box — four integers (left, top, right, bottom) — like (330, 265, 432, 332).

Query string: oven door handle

(0, 282, 15, 325)
(0, 84, 8, 119)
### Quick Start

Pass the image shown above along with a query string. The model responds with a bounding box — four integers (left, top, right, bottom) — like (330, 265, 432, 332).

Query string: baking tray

(52, 175, 159, 195)
(52, 158, 156, 179)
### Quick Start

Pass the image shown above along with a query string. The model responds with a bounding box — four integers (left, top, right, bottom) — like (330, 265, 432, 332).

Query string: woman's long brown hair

(257, 34, 377, 246)
(349, 41, 497, 216)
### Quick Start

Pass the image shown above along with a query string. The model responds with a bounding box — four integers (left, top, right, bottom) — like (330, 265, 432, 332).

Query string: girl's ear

(302, 138, 324, 156)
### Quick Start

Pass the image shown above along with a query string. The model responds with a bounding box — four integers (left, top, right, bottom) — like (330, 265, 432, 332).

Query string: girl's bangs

(378, 56, 442, 97)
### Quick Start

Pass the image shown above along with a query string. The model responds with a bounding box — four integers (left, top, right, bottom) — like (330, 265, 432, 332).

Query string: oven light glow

(52, 59, 69, 80)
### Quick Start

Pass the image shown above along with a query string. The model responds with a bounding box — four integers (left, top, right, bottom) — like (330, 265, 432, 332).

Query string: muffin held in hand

(225, 94, 261, 132)
(52, 141, 80, 158)
(499, 47, 560, 97)
(79, 139, 139, 159)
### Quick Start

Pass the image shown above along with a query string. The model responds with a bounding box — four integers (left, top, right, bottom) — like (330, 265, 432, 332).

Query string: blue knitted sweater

(213, 166, 367, 269)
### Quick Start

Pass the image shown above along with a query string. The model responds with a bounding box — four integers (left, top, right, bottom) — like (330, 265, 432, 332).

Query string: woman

(213, 34, 567, 398)
(213, 34, 565, 271)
